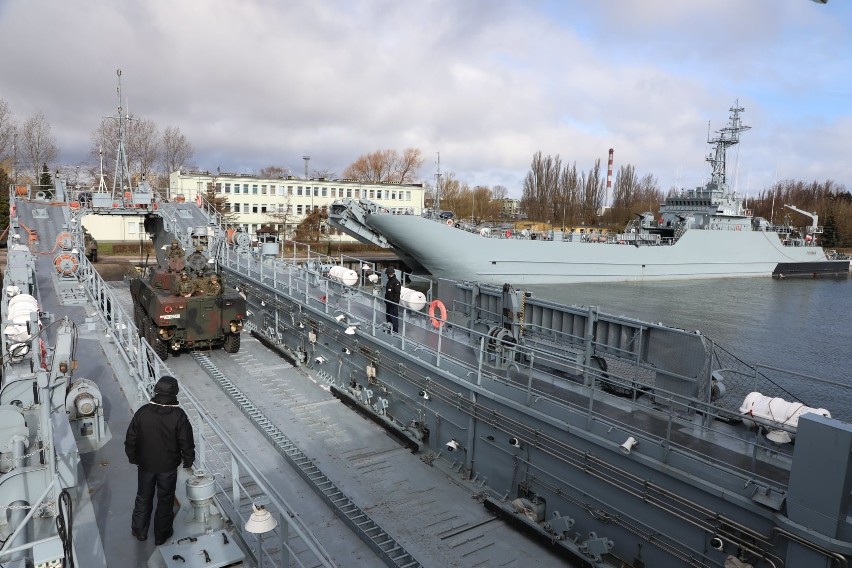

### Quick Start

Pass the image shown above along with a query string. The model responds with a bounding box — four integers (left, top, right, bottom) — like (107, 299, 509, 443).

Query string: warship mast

(706, 101, 750, 192)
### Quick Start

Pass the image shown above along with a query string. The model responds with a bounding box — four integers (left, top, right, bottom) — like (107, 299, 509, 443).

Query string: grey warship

(329, 104, 850, 285)
(3, 80, 852, 567)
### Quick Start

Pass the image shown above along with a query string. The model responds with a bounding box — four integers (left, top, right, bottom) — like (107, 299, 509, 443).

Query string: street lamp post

(303, 155, 311, 212)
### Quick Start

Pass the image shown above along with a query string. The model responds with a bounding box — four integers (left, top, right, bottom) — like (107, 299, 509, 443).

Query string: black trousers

(385, 301, 399, 332)
(131, 467, 178, 540)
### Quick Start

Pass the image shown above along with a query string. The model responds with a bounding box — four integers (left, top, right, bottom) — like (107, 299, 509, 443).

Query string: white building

(81, 171, 427, 242)
(169, 170, 426, 239)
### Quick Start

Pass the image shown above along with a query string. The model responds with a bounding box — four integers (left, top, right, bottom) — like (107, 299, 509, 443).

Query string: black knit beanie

(154, 376, 179, 397)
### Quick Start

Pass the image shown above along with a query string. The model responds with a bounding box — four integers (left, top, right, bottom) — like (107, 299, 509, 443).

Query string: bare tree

(0, 99, 16, 163)
(580, 159, 605, 224)
(21, 112, 58, 183)
(435, 173, 467, 213)
(265, 193, 294, 240)
(312, 168, 337, 179)
(558, 162, 580, 228)
(636, 173, 662, 214)
(521, 152, 545, 221)
(161, 125, 193, 178)
(90, 115, 160, 186)
(343, 148, 424, 183)
(128, 118, 160, 181)
(522, 152, 561, 222)
(395, 148, 423, 183)
(491, 185, 508, 201)
(610, 164, 638, 223)
(258, 165, 290, 179)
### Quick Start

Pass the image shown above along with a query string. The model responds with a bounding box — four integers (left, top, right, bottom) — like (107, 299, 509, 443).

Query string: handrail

(75, 245, 336, 568)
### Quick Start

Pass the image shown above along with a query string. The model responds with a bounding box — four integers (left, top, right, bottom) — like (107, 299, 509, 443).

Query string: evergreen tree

(821, 211, 841, 247)
(39, 163, 52, 190)
(204, 179, 236, 224)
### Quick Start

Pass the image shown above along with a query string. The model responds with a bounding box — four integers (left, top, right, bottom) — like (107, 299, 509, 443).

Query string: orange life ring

(428, 299, 447, 329)
(445, 219, 453, 226)
(54, 253, 79, 276)
(505, 230, 512, 238)
(735, 225, 741, 231)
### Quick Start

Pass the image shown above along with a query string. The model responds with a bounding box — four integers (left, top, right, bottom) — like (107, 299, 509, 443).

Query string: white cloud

(0, 0, 849, 197)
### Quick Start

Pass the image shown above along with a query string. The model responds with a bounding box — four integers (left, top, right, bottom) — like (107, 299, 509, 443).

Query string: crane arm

(783, 204, 818, 230)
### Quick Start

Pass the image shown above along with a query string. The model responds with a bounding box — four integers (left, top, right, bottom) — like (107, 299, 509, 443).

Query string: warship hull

(330, 208, 849, 285)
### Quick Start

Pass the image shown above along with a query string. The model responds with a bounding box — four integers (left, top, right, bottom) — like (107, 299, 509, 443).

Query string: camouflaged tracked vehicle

(129, 241, 245, 359)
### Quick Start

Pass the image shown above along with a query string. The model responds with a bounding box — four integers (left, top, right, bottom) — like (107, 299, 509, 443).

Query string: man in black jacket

(125, 375, 195, 545)
(384, 267, 402, 333)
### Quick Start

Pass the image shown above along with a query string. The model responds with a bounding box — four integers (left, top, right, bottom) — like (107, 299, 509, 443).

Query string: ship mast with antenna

(705, 101, 750, 193)
(109, 69, 135, 206)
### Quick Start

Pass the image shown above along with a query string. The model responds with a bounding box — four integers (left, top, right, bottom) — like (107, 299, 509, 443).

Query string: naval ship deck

(5, 197, 571, 567)
(5, 192, 852, 568)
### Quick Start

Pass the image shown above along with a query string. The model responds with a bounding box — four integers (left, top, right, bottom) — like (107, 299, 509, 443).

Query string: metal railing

(215, 245, 839, 493)
(75, 252, 337, 568)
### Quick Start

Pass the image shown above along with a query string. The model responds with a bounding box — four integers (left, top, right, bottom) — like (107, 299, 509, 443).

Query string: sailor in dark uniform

(384, 267, 401, 333)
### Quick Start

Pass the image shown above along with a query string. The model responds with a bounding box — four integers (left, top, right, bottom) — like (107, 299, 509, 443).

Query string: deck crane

(783, 204, 821, 234)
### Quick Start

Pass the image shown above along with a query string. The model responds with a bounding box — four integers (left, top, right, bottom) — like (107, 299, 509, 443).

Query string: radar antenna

(706, 101, 750, 189)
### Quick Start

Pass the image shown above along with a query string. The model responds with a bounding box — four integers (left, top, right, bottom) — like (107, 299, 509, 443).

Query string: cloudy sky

(1, 0, 849, 198)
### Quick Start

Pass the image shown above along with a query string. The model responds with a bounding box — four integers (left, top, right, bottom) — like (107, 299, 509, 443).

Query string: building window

(287, 204, 292, 213)
(287, 185, 293, 195)
(346, 188, 352, 198)
(270, 184, 276, 194)
(297, 186, 303, 196)
(321, 187, 327, 197)
(224, 183, 231, 193)
(252, 184, 258, 194)
(252, 204, 258, 213)
(261, 184, 267, 195)
(278, 203, 285, 213)
(242, 184, 249, 193)
(297, 205, 303, 214)
(261, 204, 267, 213)
(313, 187, 319, 197)
(215, 183, 222, 192)
(127, 222, 138, 234)
(233, 203, 240, 213)
(406, 191, 411, 201)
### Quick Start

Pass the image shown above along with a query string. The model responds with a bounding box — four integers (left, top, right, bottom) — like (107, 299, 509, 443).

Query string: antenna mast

(109, 69, 134, 205)
(706, 101, 750, 191)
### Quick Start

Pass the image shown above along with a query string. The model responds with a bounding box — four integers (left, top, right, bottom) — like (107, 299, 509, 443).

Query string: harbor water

(525, 276, 852, 415)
